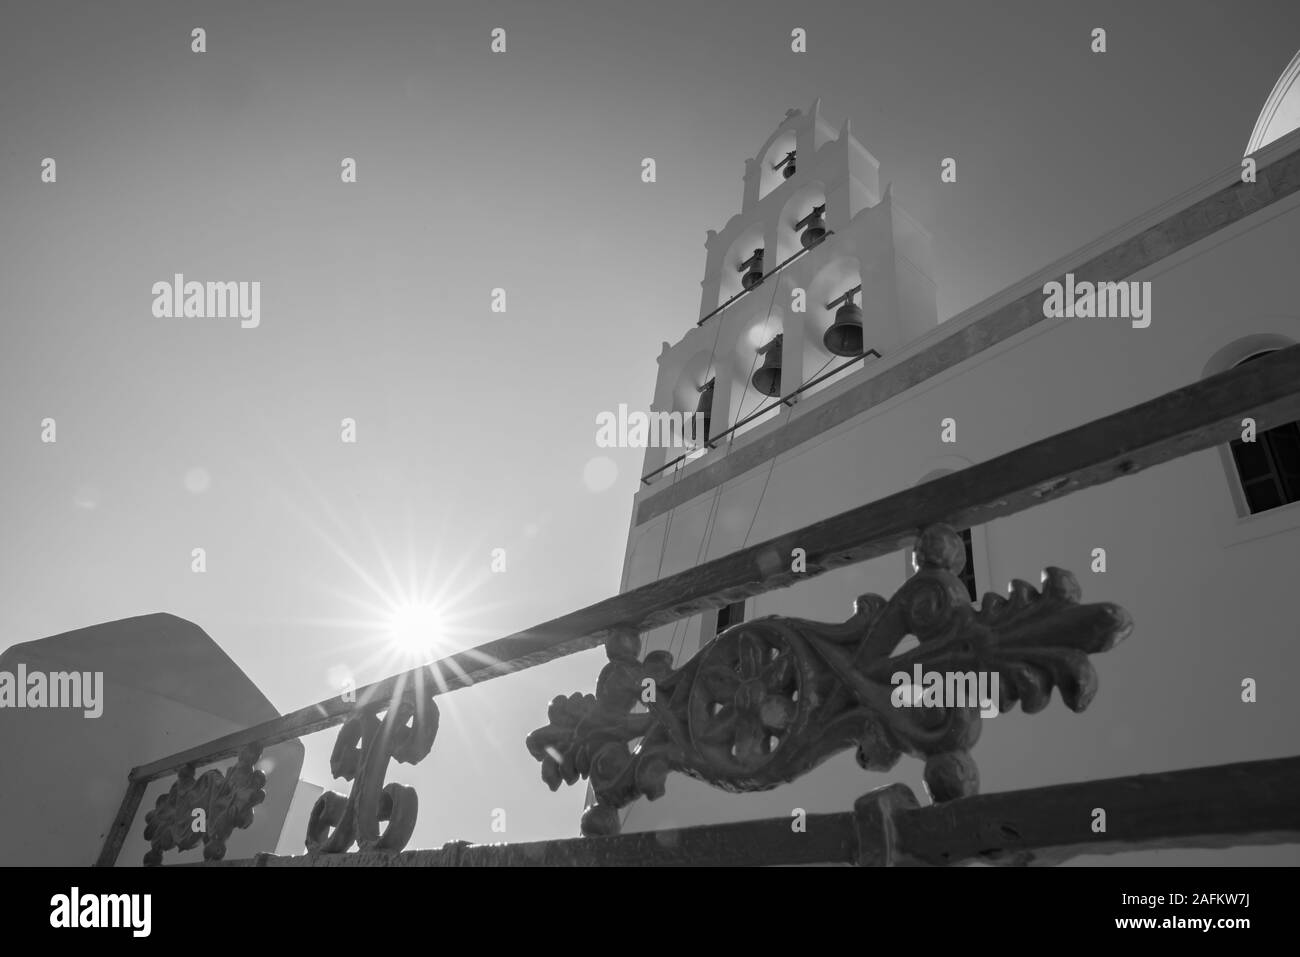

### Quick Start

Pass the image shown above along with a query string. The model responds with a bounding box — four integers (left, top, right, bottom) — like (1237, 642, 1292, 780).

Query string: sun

(277, 486, 503, 691)
(386, 601, 447, 658)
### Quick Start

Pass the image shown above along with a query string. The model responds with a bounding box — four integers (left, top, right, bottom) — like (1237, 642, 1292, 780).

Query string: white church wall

(615, 169, 1300, 865)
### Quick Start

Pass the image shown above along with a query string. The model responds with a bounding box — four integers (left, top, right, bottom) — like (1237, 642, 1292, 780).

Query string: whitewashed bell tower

(635, 99, 940, 491)
(609, 100, 941, 834)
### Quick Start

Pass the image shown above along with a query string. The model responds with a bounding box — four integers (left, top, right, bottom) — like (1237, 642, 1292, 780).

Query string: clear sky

(2, 0, 1298, 849)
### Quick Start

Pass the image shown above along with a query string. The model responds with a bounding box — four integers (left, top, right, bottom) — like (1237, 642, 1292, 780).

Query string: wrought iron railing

(93, 344, 1300, 867)
(189, 755, 1300, 867)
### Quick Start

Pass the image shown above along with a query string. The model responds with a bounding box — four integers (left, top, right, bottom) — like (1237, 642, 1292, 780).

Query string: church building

(615, 64, 1300, 864)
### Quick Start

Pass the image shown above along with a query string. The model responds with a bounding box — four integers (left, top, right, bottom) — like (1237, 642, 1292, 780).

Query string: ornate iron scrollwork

(527, 524, 1133, 836)
(142, 745, 267, 865)
(306, 681, 440, 854)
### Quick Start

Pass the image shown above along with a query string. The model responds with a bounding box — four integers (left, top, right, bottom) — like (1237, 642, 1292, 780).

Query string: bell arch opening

(728, 310, 786, 441)
(800, 256, 865, 400)
(776, 183, 828, 265)
(717, 223, 766, 309)
(757, 129, 797, 202)
(672, 350, 718, 458)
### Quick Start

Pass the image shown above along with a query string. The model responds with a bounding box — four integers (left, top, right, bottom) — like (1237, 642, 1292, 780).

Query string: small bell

(751, 335, 784, 397)
(782, 160, 796, 179)
(800, 208, 826, 249)
(740, 249, 765, 291)
(694, 380, 715, 445)
(823, 294, 864, 357)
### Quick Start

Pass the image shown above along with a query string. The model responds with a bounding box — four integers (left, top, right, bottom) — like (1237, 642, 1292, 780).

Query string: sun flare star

(387, 602, 447, 657)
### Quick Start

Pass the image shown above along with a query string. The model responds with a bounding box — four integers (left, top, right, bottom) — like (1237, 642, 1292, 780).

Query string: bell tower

(611, 100, 943, 831)
(637, 99, 940, 484)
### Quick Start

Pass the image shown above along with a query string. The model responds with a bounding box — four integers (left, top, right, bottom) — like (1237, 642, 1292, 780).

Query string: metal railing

(196, 755, 1300, 867)
(640, 348, 882, 485)
(95, 345, 1300, 867)
(695, 233, 834, 328)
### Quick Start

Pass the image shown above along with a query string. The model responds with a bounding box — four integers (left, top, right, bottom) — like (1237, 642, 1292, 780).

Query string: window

(715, 600, 745, 634)
(1228, 351, 1300, 514)
(907, 467, 983, 602)
(908, 529, 977, 603)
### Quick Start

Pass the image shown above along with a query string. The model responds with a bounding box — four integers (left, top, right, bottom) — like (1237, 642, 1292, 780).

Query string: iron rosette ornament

(527, 524, 1133, 836)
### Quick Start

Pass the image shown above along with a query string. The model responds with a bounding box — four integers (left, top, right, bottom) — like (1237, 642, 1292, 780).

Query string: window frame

(1224, 350, 1300, 515)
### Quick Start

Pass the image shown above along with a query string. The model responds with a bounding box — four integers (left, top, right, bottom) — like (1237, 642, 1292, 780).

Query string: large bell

(694, 380, 715, 445)
(751, 335, 784, 397)
(800, 209, 826, 249)
(823, 297, 864, 356)
(782, 159, 796, 179)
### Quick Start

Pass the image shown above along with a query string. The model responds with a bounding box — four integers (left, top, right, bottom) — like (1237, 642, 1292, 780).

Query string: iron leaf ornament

(527, 524, 1133, 836)
(142, 745, 267, 865)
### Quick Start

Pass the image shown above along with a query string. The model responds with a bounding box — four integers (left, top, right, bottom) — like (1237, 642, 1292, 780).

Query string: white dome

(1246, 48, 1300, 154)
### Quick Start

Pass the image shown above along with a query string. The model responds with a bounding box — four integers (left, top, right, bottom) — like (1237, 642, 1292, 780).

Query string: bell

(741, 249, 765, 290)
(800, 209, 826, 249)
(694, 380, 715, 445)
(782, 160, 796, 179)
(823, 297, 864, 357)
(751, 335, 784, 397)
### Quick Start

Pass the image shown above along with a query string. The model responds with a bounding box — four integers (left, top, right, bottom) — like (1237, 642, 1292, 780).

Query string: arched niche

(673, 348, 719, 451)
(776, 182, 827, 265)
(757, 129, 797, 202)
(672, 349, 718, 416)
(717, 222, 766, 308)
(727, 307, 786, 429)
(801, 256, 864, 390)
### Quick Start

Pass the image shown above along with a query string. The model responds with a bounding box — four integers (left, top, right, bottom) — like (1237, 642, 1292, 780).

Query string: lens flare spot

(583, 456, 618, 492)
(184, 467, 211, 494)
